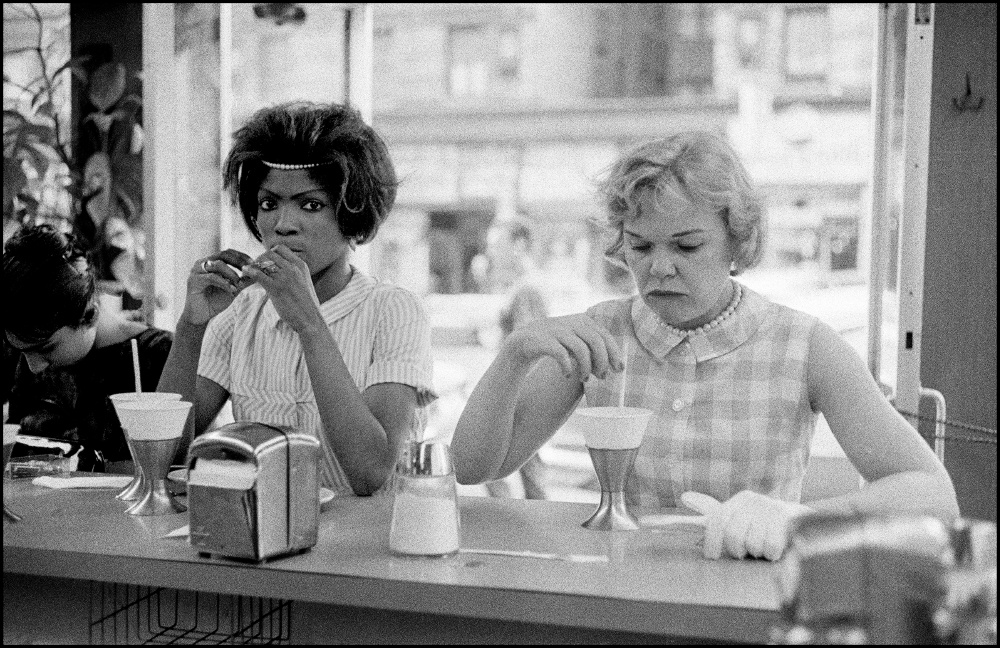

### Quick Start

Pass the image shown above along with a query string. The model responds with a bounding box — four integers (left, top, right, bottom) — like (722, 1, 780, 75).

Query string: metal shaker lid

(398, 440, 453, 476)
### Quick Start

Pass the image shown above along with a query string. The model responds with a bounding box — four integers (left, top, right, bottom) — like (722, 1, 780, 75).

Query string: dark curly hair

(222, 101, 398, 245)
(3, 224, 98, 343)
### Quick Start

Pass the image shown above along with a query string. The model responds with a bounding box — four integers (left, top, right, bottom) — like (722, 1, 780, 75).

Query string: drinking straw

(131, 338, 142, 393)
(618, 337, 629, 408)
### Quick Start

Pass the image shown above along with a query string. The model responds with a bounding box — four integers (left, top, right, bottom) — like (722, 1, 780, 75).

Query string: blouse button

(671, 399, 685, 412)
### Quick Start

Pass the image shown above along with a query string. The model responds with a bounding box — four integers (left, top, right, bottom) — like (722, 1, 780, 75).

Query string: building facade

(369, 3, 877, 305)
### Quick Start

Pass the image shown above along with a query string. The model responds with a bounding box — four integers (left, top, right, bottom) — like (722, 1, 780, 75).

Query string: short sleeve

(365, 287, 437, 406)
(198, 302, 237, 392)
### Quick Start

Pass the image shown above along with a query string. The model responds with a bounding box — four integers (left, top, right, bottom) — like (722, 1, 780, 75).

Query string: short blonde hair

(595, 132, 765, 274)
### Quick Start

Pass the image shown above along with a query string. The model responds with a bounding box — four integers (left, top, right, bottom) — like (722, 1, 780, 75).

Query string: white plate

(166, 469, 335, 508)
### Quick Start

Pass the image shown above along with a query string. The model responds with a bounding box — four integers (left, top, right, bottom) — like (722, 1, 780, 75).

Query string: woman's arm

(156, 249, 253, 450)
(156, 320, 228, 433)
(453, 354, 583, 484)
(297, 325, 416, 496)
(806, 322, 960, 520)
(452, 313, 623, 485)
(156, 319, 230, 462)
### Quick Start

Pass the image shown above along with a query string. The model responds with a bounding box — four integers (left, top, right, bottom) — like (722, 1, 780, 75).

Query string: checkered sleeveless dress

(584, 282, 820, 508)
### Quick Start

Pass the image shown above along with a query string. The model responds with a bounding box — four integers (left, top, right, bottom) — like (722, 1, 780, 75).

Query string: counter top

(3, 478, 781, 642)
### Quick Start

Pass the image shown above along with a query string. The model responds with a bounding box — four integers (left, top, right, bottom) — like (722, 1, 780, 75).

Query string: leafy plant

(2, 3, 81, 226)
(3, 3, 143, 233)
(79, 60, 143, 229)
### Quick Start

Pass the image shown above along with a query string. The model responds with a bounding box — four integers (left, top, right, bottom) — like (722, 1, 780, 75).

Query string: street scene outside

(363, 4, 897, 501)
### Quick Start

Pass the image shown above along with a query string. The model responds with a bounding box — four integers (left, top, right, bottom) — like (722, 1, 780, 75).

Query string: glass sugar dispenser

(389, 440, 461, 557)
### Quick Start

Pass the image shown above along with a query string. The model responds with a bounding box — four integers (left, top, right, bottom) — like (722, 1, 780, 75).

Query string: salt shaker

(389, 440, 461, 557)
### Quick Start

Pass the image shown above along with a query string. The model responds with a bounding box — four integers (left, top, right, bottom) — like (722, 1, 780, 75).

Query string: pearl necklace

(661, 282, 743, 338)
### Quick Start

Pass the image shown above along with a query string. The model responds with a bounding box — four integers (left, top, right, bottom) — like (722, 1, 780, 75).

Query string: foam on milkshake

(574, 407, 652, 449)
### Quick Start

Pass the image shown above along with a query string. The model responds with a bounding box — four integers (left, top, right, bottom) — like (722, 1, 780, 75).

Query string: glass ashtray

(7, 454, 72, 479)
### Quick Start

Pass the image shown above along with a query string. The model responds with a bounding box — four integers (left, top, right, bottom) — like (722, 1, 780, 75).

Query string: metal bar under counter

(3, 478, 781, 644)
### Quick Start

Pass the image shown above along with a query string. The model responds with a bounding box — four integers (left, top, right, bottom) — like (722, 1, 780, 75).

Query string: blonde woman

(452, 132, 958, 560)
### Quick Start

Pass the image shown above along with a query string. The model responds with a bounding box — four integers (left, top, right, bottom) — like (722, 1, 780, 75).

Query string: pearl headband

(236, 160, 335, 187)
(261, 160, 333, 170)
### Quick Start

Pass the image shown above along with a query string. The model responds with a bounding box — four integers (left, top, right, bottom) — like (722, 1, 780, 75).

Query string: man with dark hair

(3, 224, 172, 471)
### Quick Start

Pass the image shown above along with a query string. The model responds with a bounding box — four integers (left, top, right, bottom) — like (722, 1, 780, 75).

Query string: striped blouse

(583, 281, 821, 508)
(199, 268, 436, 494)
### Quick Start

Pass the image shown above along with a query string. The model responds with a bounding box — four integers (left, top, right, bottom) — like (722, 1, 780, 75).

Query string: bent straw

(131, 338, 142, 393)
(618, 337, 629, 408)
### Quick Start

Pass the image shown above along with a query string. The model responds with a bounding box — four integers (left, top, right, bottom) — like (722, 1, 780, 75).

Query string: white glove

(680, 491, 813, 561)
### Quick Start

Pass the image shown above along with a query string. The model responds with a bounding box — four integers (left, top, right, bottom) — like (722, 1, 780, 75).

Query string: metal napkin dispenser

(186, 422, 320, 562)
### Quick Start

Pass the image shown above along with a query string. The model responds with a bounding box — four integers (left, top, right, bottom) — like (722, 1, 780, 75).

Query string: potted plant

(75, 59, 146, 311)
(4, 3, 144, 312)
(3, 3, 79, 240)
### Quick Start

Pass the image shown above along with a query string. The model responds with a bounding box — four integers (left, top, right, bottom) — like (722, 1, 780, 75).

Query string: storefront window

(784, 5, 831, 80)
(448, 25, 489, 98)
(371, 3, 883, 501)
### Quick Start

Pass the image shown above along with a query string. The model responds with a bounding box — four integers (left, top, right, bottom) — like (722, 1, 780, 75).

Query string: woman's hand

(502, 314, 625, 382)
(182, 249, 255, 325)
(681, 491, 813, 561)
(241, 245, 324, 334)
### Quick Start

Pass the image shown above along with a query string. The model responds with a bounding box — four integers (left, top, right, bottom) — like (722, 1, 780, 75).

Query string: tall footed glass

(573, 407, 652, 531)
(4, 424, 22, 522)
(110, 393, 182, 501)
(113, 400, 192, 515)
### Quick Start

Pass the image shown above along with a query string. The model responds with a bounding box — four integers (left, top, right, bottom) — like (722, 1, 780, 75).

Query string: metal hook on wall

(952, 72, 984, 113)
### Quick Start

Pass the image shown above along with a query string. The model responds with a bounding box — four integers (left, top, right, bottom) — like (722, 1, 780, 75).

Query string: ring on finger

(200, 260, 211, 273)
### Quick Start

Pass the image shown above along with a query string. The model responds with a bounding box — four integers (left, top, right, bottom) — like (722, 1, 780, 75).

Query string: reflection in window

(449, 25, 489, 98)
(738, 17, 765, 69)
(667, 3, 714, 95)
(447, 23, 521, 98)
(592, 4, 714, 98)
(496, 26, 520, 82)
(675, 3, 703, 39)
(785, 6, 830, 80)
(371, 4, 881, 499)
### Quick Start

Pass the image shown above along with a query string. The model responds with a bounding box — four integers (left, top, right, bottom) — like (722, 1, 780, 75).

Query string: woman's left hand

(241, 245, 324, 334)
(681, 490, 813, 561)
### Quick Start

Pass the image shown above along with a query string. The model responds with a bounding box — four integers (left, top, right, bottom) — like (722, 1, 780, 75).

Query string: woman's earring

(729, 260, 738, 276)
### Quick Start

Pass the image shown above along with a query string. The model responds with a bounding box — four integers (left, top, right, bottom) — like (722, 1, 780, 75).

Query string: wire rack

(88, 581, 292, 645)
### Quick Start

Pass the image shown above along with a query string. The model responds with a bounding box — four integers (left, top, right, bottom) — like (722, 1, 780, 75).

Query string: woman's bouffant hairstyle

(595, 131, 765, 274)
(3, 224, 98, 343)
(222, 101, 398, 245)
